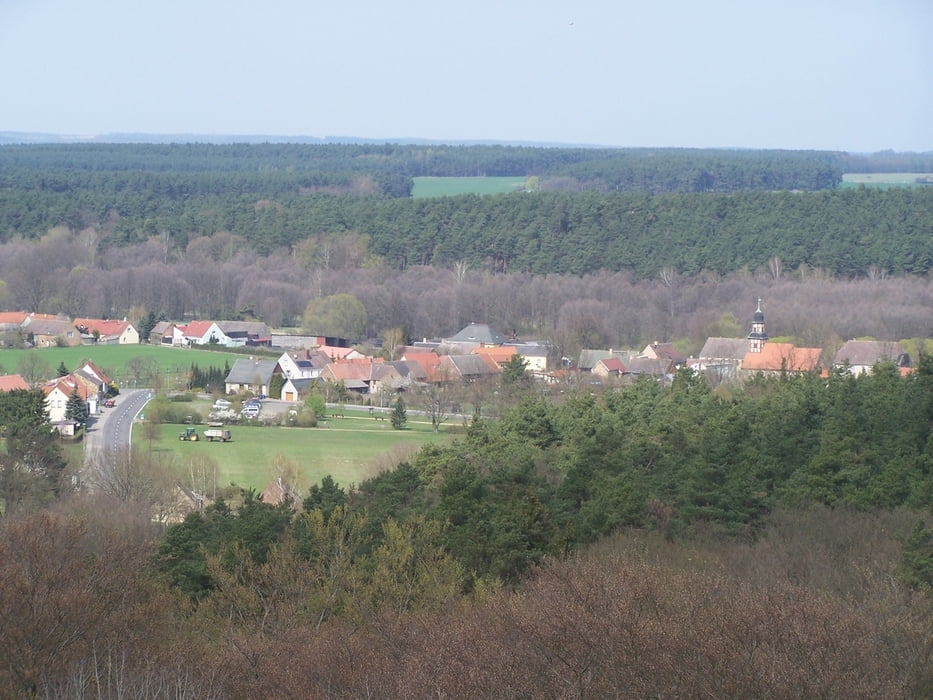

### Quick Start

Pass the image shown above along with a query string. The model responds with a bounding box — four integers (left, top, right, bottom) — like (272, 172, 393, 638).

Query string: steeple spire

(748, 298, 768, 353)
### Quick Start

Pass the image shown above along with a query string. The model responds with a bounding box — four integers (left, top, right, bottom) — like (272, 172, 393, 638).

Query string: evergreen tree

(391, 396, 407, 430)
(64, 386, 86, 428)
(501, 353, 530, 385)
(900, 519, 933, 591)
(137, 311, 157, 343)
(56, 361, 69, 377)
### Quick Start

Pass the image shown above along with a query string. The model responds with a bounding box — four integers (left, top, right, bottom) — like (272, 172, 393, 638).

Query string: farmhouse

(224, 359, 278, 395)
(73, 318, 140, 344)
(23, 316, 81, 347)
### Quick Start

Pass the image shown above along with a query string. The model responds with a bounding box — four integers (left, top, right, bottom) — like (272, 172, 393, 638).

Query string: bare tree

(84, 446, 177, 516)
(416, 382, 453, 433)
(659, 266, 677, 319)
(17, 353, 52, 386)
(768, 255, 783, 280)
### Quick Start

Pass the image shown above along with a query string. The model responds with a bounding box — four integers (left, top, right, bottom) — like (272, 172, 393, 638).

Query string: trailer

(204, 427, 232, 442)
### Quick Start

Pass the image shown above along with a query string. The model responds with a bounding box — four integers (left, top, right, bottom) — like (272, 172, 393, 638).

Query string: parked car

(103, 398, 116, 408)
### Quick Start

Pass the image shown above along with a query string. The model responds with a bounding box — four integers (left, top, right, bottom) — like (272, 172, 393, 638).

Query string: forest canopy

(0, 143, 931, 278)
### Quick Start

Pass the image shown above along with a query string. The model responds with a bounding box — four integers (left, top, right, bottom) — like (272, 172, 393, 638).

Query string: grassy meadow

(135, 408, 454, 493)
(841, 172, 933, 188)
(412, 176, 528, 198)
(0, 344, 252, 389)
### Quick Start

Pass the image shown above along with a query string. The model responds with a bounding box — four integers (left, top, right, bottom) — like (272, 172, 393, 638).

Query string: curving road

(83, 388, 152, 469)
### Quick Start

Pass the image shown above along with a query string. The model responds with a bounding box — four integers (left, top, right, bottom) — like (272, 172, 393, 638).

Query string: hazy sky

(2, 0, 931, 151)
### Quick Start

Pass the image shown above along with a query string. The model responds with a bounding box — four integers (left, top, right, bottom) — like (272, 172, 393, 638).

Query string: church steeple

(748, 298, 768, 353)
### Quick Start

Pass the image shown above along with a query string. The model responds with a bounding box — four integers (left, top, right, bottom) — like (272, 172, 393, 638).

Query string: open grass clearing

(134, 410, 454, 493)
(841, 172, 933, 188)
(412, 176, 528, 198)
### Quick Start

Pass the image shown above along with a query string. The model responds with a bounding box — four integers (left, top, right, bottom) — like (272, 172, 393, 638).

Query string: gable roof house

(73, 318, 140, 345)
(640, 342, 686, 369)
(693, 337, 750, 382)
(276, 349, 332, 380)
(22, 316, 81, 348)
(280, 377, 322, 402)
(512, 343, 550, 374)
(179, 321, 232, 347)
(319, 358, 403, 396)
(42, 375, 93, 429)
(151, 321, 183, 346)
(833, 339, 910, 376)
(75, 360, 112, 395)
(224, 359, 278, 395)
(592, 356, 626, 379)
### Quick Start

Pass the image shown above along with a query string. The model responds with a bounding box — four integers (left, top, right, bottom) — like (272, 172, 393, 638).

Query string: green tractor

(178, 427, 199, 441)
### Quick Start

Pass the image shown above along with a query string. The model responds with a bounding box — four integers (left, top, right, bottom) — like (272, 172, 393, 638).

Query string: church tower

(747, 298, 768, 353)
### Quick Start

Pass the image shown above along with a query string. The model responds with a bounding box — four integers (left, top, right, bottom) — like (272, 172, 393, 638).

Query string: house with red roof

(43, 376, 93, 427)
(592, 356, 626, 378)
(73, 318, 140, 344)
(178, 321, 231, 347)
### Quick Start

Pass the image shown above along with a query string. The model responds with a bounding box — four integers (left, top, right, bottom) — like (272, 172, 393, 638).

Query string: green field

(134, 409, 454, 492)
(841, 172, 933, 189)
(412, 176, 528, 198)
(0, 344, 253, 389)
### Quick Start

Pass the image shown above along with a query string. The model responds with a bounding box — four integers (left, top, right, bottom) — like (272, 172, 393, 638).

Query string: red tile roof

(742, 343, 822, 372)
(73, 318, 131, 338)
(0, 374, 30, 391)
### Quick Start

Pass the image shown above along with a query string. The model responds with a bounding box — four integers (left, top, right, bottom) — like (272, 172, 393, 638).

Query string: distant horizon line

(1, 131, 928, 154)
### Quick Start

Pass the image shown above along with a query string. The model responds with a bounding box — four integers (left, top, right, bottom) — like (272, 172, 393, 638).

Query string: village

(0, 301, 916, 433)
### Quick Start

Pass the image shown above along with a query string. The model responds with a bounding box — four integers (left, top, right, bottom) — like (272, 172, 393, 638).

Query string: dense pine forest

(1, 143, 931, 278)
(0, 142, 931, 696)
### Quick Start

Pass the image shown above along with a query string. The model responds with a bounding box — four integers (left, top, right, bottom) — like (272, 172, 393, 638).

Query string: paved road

(84, 388, 152, 469)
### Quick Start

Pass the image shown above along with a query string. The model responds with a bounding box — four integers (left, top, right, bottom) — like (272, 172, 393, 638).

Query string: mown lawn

(135, 410, 454, 492)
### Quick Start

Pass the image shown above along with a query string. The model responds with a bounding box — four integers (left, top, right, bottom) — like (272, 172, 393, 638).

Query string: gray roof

(833, 339, 907, 367)
(23, 318, 75, 336)
(446, 323, 508, 345)
(388, 360, 427, 381)
(225, 359, 278, 384)
(443, 354, 499, 378)
(218, 321, 271, 338)
(698, 337, 749, 361)
(512, 344, 549, 358)
(577, 349, 634, 371)
(284, 377, 319, 392)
